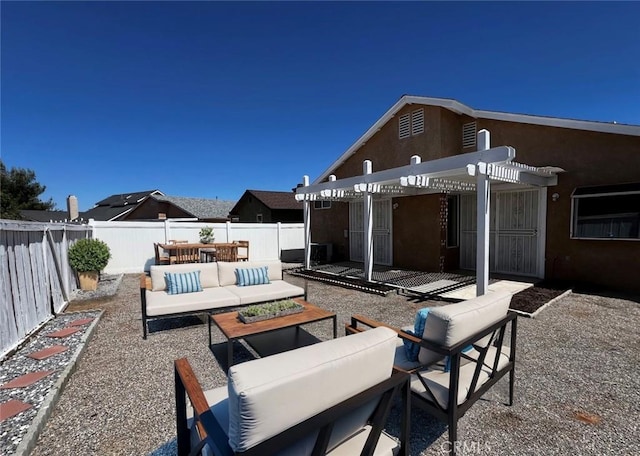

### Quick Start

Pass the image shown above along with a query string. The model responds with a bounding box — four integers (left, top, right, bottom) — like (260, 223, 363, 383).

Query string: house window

(314, 201, 331, 209)
(398, 108, 424, 139)
(571, 183, 640, 239)
(446, 195, 459, 247)
(231, 216, 239, 222)
(462, 122, 477, 148)
(256, 213, 263, 223)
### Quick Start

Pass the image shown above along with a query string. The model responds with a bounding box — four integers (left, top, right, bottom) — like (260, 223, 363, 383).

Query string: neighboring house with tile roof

(125, 195, 235, 222)
(19, 210, 76, 223)
(229, 190, 303, 223)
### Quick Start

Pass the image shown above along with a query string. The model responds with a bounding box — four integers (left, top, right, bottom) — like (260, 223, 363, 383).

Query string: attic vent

(398, 113, 410, 139)
(411, 109, 424, 135)
(462, 122, 477, 148)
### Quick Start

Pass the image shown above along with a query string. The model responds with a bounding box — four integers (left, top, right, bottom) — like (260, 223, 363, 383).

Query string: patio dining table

(158, 242, 237, 263)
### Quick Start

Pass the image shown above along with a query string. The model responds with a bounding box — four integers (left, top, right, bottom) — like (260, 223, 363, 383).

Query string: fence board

(0, 221, 91, 357)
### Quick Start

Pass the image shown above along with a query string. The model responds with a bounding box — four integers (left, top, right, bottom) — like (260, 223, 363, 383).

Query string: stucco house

(296, 96, 640, 293)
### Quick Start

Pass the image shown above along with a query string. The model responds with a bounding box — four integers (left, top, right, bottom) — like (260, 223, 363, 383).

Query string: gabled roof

(232, 190, 301, 213)
(85, 189, 164, 221)
(152, 195, 235, 220)
(315, 95, 640, 184)
(95, 189, 163, 207)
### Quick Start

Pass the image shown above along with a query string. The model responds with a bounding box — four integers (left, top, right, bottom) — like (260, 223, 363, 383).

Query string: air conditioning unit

(310, 243, 333, 264)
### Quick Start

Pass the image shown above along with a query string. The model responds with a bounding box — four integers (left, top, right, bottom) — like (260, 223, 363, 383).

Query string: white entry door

(460, 189, 543, 277)
(349, 199, 392, 265)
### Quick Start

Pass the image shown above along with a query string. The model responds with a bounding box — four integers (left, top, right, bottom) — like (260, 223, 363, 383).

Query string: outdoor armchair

(346, 291, 517, 456)
(174, 327, 410, 456)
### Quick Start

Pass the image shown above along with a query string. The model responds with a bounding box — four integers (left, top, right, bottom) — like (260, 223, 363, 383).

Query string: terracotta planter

(78, 271, 99, 291)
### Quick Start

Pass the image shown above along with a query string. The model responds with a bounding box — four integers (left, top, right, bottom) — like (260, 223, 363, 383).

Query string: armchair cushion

(226, 326, 398, 453)
(418, 290, 512, 366)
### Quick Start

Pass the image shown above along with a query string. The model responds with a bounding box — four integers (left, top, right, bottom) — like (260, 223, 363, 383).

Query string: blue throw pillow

(235, 266, 270, 287)
(403, 308, 430, 362)
(165, 271, 202, 295)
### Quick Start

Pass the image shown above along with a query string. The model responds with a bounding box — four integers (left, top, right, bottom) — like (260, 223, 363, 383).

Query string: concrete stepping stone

(68, 318, 95, 326)
(0, 399, 33, 421)
(45, 327, 82, 338)
(27, 345, 69, 360)
(0, 370, 55, 389)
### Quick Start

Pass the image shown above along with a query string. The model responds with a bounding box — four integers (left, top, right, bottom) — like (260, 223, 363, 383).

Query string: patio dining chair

(214, 244, 238, 262)
(233, 240, 249, 261)
(175, 246, 201, 264)
(345, 290, 517, 456)
(153, 242, 172, 265)
(175, 326, 410, 456)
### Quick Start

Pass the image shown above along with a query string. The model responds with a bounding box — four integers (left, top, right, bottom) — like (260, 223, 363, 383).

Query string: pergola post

(303, 175, 311, 269)
(476, 129, 491, 296)
(363, 160, 373, 281)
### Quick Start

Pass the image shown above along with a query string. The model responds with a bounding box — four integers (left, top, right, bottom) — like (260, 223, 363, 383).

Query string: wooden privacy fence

(0, 220, 91, 358)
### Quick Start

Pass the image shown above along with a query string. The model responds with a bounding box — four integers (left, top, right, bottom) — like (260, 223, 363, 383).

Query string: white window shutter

(462, 122, 477, 148)
(411, 109, 424, 136)
(399, 113, 410, 139)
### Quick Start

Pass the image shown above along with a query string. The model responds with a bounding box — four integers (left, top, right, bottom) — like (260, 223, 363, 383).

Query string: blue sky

(2, 1, 639, 211)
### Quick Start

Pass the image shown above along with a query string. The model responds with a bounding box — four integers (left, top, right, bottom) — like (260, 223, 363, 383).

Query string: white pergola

(295, 130, 562, 296)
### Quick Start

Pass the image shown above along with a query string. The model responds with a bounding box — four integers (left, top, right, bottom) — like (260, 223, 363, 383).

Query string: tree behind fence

(0, 220, 91, 358)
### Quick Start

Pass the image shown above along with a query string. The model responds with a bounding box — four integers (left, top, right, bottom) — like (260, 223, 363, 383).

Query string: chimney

(67, 195, 79, 221)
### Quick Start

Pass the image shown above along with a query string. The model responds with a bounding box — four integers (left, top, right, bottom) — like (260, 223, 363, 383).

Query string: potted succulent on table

(199, 226, 215, 244)
(68, 238, 112, 291)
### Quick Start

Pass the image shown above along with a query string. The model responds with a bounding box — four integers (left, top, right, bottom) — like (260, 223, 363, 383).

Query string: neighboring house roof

(85, 189, 164, 221)
(19, 210, 76, 222)
(315, 95, 640, 184)
(152, 195, 235, 220)
(231, 190, 301, 214)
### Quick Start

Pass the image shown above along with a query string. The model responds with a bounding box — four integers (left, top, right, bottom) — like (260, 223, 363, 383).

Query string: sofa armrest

(140, 274, 151, 290)
(175, 358, 233, 456)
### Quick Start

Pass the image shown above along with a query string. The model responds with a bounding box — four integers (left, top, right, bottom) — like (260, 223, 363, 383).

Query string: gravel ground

(17, 273, 640, 455)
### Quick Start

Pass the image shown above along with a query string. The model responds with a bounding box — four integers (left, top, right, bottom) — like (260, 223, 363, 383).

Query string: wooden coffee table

(208, 298, 337, 370)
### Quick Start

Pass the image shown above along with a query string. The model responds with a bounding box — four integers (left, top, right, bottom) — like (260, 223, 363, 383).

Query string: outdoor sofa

(347, 290, 517, 456)
(174, 326, 410, 455)
(140, 260, 305, 339)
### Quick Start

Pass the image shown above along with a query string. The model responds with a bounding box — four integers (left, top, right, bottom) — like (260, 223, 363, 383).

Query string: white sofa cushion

(418, 290, 512, 366)
(410, 345, 511, 409)
(226, 327, 398, 453)
(225, 281, 305, 305)
(145, 287, 240, 316)
(217, 260, 283, 287)
(150, 263, 220, 291)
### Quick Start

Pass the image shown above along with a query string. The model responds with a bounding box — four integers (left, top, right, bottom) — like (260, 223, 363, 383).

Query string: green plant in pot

(68, 238, 111, 291)
(199, 226, 215, 244)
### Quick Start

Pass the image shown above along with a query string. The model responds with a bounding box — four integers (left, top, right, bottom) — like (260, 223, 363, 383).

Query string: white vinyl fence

(0, 220, 91, 358)
(90, 220, 305, 274)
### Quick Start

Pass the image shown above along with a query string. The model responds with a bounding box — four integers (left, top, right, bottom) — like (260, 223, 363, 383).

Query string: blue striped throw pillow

(235, 266, 270, 287)
(165, 271, 203, 295)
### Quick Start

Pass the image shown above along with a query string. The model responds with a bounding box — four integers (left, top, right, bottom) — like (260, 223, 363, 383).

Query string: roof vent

(463, 122, 477, 148)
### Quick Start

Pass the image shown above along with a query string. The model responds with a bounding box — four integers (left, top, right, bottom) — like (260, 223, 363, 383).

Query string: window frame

(313, 201, 331, 210)
(256, 213, 263, 223)
(570, 186, 640, 241)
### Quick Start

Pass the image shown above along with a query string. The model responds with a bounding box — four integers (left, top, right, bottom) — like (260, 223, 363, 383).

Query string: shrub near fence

(0, 220, 91, 358)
